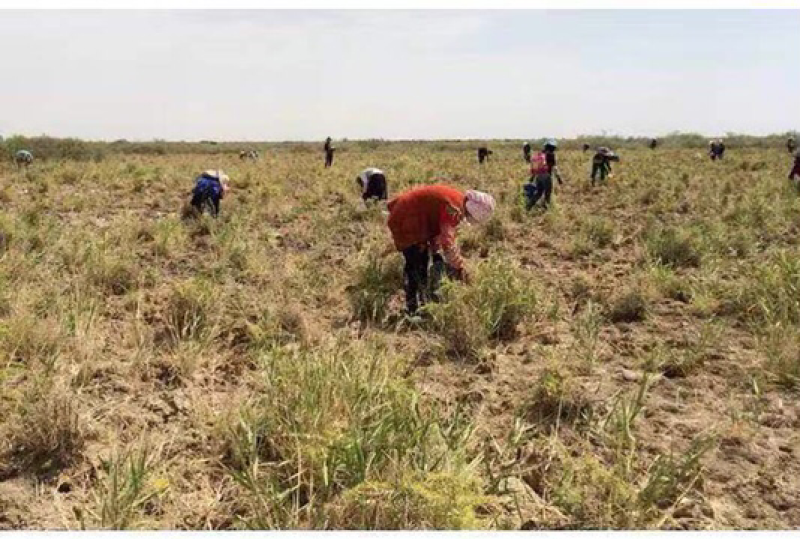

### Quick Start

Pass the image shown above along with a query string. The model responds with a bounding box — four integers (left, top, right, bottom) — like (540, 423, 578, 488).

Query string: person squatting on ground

(15, 150, 33, 168)
(788, 137, 797, 155)
(477, 147, 493, 164)
(190, 169, 230, 217)
(356, 167, 388, 202)
(387, 185, 496, 315)
(239, 150, 259, 161)
(324, 137, 336, 168)
(524, 140, 563, 210)
(523, 142, 532, 163)
(709, 140, 726, 161)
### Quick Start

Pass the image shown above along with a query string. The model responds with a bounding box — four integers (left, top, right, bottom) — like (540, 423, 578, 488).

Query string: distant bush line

(2, 131, 797, 161)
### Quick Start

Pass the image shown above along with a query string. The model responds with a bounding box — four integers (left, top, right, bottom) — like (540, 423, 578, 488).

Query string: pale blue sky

(1, 10, 797, 141)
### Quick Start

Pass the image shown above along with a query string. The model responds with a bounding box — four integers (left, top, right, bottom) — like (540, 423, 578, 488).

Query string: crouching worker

(477, 147, 493, 164)
(387, 185, 496, 315)
(524, 142, 562, 210)
(591, 147, 618, 186)
(15, 150, 33, 169)
(190, 169, 230, 217)
(356, 167, 388, 202)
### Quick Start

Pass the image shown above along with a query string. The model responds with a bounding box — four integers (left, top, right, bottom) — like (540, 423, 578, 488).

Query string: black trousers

(591, 163, 607, 184)
(325, 151, 334, 167)
(524, 174, 553, 209)
(363, 174, 388, 201)
(401, 245, 447, 314)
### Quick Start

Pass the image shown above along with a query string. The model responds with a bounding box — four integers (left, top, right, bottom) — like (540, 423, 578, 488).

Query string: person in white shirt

(356, 167, 388, 202)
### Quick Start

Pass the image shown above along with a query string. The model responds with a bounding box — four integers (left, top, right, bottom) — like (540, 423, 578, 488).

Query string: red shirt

(387, 185, 466, 269)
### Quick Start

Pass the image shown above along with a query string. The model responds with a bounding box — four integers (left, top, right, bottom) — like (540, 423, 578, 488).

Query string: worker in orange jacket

(387, 185, 496, 314)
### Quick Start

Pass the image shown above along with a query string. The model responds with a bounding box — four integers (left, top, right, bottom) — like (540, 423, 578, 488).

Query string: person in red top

(387, 185, 496, 314)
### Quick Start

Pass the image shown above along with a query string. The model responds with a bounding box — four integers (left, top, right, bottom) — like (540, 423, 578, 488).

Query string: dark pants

(591, 163, 607, 185)
(325, 151, 334, 167)
(363, 174, 388, 201)
(402, 245, 449, 314)
(524, 174, 553, 209)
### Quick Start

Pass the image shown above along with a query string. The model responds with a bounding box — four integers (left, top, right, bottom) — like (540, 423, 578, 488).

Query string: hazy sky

(1, 10, 797, 141)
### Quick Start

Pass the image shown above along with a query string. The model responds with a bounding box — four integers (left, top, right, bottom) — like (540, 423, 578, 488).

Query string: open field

(1, 142, 799, 529)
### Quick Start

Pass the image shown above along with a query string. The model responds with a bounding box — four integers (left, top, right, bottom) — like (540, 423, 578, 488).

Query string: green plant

(607, 289, 649, 323)
(645, 226, 701, 268)
(348, 249, 403, 323)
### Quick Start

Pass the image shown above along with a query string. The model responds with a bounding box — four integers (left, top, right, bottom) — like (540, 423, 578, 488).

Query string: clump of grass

(607, 288, 649, 324)
(0, 315, 62, 369)
(85, 446, 164, 529)
(427, 258, 539, 360)
(218, 340, 479, 529)
(647, 263, 692, 303)
(162, 279, 216, 343)
(573, 300, 604, 368)
(326, 472, 488, 530)
(2, 382, 85, 476)
(87, 252, 139, 296)
(522, 366, 593, 428)
(759, 325, 800, 390)
(584, 217, 616, 249)
(728, 252, 800, 327)
(644, 226, 701, 268)
(347, 248, 403, 323)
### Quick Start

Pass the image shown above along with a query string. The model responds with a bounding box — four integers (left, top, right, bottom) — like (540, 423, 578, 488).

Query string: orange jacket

(387, 185, 466, 270)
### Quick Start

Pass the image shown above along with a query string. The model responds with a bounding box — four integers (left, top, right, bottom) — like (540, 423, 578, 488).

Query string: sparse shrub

(644, 226, 701, 268)
(607, 289, 649, 323)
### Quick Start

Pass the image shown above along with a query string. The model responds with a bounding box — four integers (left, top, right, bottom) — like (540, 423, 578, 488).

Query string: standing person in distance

(788, 136, 797, 155)
(324, 137, 336, 168)
(650, 138, 658, 150)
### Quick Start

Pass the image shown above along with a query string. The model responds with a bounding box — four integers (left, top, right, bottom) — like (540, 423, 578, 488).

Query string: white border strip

(1, 0, 799, 9)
